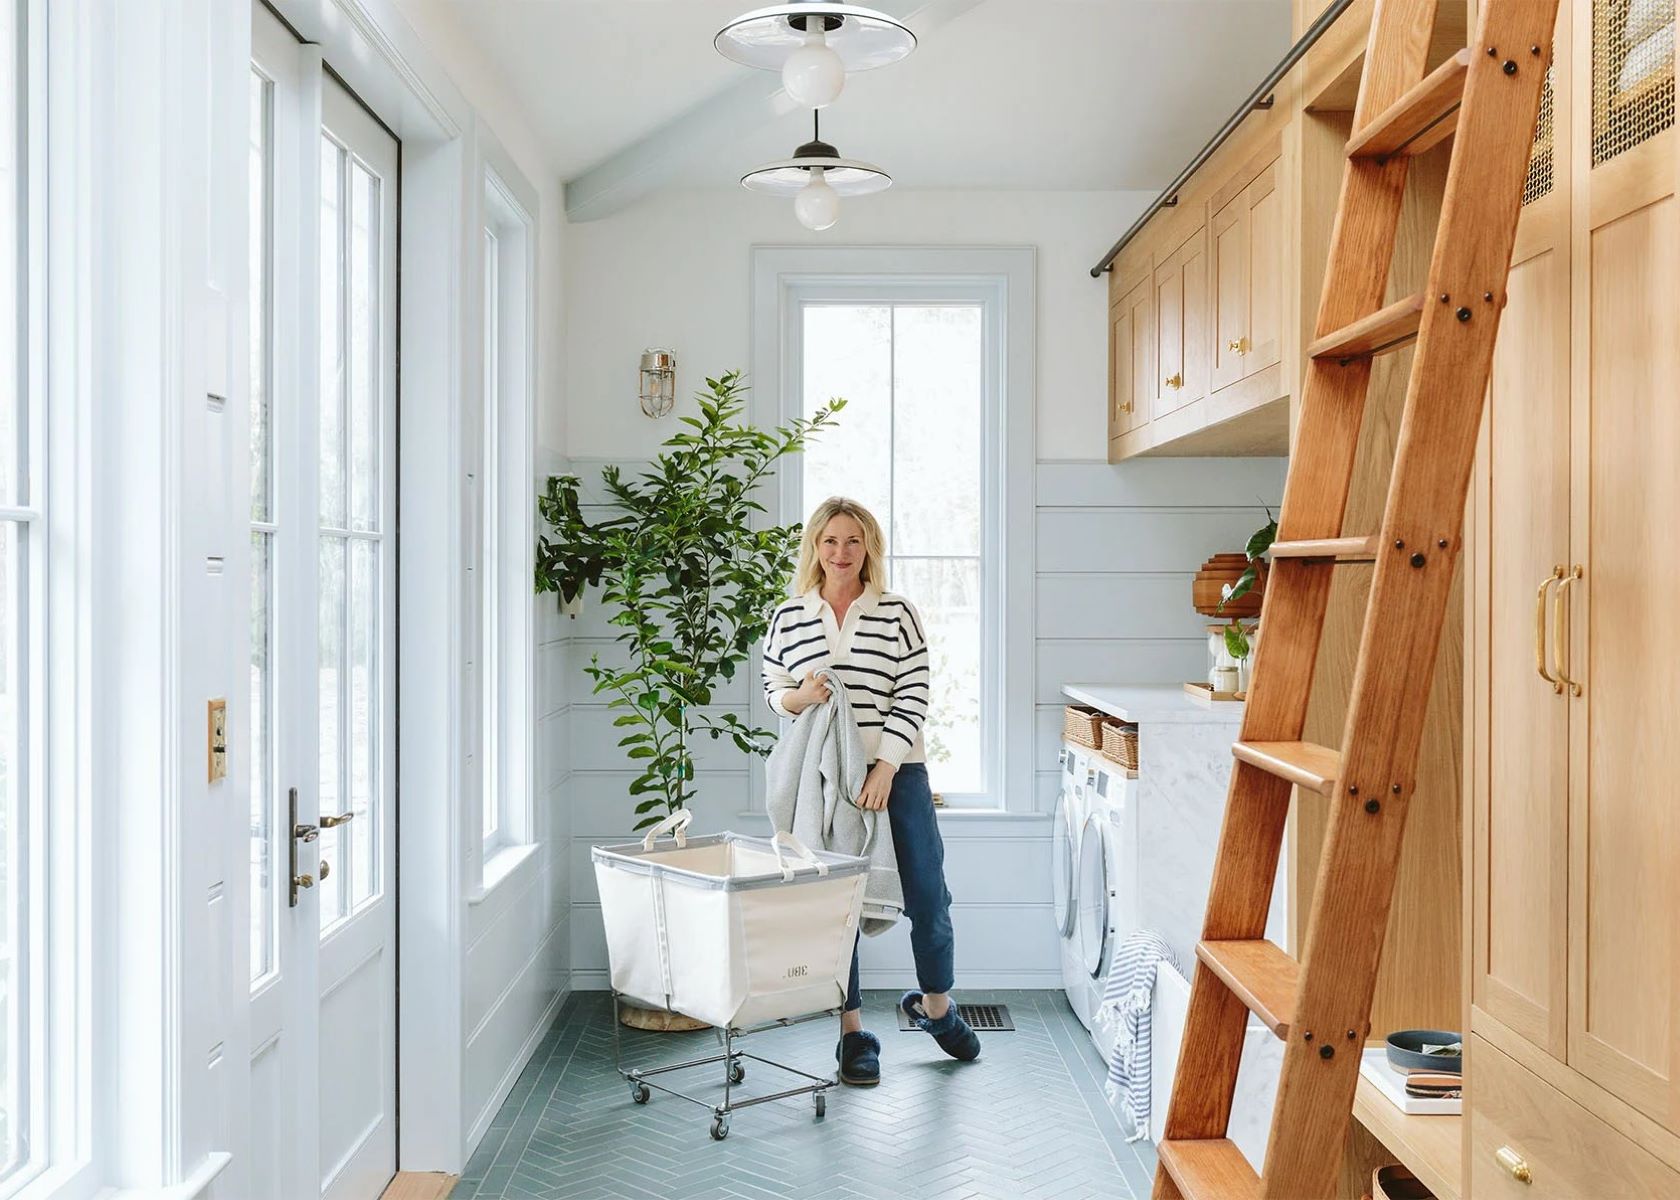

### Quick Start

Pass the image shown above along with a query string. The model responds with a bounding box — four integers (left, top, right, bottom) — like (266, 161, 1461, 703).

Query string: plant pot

(617, 1001, 710, 1032)
(1192, 553, 1266, 618)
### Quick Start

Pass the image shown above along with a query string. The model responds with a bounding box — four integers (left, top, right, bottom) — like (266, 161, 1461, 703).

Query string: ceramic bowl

(1385, 1028, 1462, 1075)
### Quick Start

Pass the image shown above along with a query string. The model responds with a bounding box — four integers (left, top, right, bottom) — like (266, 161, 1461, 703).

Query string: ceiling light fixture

(714, 2, 917, 109)
(740, 111, 891, 231)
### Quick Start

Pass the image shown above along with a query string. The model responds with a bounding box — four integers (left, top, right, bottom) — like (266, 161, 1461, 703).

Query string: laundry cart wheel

(710, 1115, 730, 1141)
(814, 1094, 826, 1119)
(728, 1061, 746, 1084)
(630, 1082, 650, 1105)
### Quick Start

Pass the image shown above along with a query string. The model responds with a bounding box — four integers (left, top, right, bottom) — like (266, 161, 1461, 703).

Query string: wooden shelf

(1352, 1075, 1462, 1200)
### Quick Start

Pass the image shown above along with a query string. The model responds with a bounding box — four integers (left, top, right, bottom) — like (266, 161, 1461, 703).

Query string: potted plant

(1218, 509, 1276, 682)
(535, 371, 842, 1025)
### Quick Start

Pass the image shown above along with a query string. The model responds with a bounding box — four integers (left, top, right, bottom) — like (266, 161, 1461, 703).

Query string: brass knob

(293, 871, 315, 890)
(320, 859, 331, 881)
(1164, 372, 1183, 389)
(1494, 1145, 1531, 1184)
(1228, 338, 1247, 354)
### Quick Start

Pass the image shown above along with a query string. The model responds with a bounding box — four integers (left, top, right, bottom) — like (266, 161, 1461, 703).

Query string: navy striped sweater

(761, 586, 930, 768)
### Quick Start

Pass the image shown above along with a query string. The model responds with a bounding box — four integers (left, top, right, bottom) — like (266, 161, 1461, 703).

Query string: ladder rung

(1269, 535, 1379, 562)
(1197, 939, 1298, 1040)
(1157, 1138, 1261, 1200)
(1232, 740, 1342, 796)
(1309, 292, 1425, 363)
(1346, 48, 1472, 160)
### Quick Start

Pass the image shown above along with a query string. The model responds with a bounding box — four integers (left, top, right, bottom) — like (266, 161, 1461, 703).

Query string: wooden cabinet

(1108, 272, 1152, 440)
(1211, 158, 1283, 391)
(1469, 0, 1680, 1170)
(1152, 227, 1208, 419)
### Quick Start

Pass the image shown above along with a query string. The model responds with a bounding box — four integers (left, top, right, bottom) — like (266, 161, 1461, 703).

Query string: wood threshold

(381, 1172, 458, 1200)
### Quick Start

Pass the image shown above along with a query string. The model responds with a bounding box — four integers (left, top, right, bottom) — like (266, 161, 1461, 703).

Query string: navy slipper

(835, 1029, 882, 1086)
(900, 991, 981, 1062)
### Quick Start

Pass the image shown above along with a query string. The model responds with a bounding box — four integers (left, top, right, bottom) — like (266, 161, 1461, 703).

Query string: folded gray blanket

(764, 669, 903, 935)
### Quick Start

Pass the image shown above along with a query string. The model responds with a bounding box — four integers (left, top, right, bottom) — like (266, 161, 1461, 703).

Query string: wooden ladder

(1153, 1, 1559, 1197)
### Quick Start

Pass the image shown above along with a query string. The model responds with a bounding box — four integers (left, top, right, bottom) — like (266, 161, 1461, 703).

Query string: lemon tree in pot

(535, 371, 842, 1029)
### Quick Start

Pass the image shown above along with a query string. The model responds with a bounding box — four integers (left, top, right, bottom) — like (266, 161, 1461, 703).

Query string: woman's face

(817, 514, 866, 588)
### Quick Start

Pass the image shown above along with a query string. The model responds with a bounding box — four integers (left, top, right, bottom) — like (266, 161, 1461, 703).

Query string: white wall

(563, 187, 1154, 461)
(559, 186, 1286, 991)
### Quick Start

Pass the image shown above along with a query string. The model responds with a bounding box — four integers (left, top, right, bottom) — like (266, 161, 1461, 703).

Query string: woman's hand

(857, 760, 897, 811)
(785, 671, 831, 714)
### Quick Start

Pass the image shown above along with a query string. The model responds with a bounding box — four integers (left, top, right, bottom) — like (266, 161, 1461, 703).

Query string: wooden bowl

(1192, 552, 1265, 618)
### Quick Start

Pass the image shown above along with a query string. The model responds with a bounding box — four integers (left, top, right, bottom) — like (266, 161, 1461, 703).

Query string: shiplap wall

(462, 452, 575, 1147)
(560, 455, 1285, 991)
(1032, 459, 1287, 811)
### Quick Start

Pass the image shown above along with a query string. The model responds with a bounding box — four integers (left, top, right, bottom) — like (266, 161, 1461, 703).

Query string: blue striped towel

(1100, 930, 1181, 1141)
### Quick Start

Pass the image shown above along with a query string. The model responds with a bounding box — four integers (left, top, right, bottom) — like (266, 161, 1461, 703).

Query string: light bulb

(794, 169, 839, 231)
(781, 28, 845, 108)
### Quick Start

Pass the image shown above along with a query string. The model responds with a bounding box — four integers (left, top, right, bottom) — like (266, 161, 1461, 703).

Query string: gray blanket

(764, 670, 903, 935)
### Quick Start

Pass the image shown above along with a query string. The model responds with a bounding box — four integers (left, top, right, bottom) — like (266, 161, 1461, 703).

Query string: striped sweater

(762, 586, 929, 768)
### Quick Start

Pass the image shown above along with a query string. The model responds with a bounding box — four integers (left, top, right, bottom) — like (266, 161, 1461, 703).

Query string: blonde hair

(793, 497, 887, 595)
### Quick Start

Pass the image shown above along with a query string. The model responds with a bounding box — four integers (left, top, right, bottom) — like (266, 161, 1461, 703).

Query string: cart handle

(640, 808, 693, 851)
(771, 830, 829, 881)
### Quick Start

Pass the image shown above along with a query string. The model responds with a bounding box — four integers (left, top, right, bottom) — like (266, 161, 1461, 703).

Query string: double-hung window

(757, 248, 1034, 810)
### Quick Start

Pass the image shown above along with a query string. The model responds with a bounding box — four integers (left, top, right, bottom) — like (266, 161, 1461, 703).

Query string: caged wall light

(638, 349, 677, 419)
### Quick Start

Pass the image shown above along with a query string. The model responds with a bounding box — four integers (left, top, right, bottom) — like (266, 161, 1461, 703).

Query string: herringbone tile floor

(452, 990, 1155, 1200)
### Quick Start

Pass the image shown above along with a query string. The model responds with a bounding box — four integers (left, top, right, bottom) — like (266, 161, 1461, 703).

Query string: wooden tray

(1185, 680, 1246, 703)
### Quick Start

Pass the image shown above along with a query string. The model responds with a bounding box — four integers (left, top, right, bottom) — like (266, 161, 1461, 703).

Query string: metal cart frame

(611, 992, 841, 1141)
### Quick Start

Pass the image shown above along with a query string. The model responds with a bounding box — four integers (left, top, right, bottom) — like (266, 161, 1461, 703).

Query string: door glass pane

(348, 537, 377, 907)
(347, 162, 376, 532)
(248, 67, 275, 985)
(0, 1, 15, 510)
(318, 137, 345, 529)
(481, 228, 500, 844)
(892, 306, 982, 557)
(893, 556, 982, 794)
(801, 305, 892, 543)
(0, 522, 21, 1174)
(318, 535, 346, 928)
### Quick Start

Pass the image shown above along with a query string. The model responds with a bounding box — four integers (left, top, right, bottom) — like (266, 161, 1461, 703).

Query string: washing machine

(1084, 755, 1139, 1062)
(1054, 744, 1095, 1027)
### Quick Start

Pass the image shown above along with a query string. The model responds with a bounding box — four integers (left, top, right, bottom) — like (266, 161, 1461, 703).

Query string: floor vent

(898, 1003, 1014, 1032)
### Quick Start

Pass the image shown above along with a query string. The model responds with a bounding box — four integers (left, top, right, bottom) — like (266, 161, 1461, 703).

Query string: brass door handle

(1554, 564, 1582, 696)
(1164, 372, 1183, 389)
(1494, 1145, 1532, 1183)
(320, 811, 355, 828)
(1535, 567, 1563, 693)
(293, 871, 315, 891)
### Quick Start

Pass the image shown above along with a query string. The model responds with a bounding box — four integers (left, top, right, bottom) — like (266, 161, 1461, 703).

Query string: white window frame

(750, 246, 1036, 814)
(471, 153, 537, 892)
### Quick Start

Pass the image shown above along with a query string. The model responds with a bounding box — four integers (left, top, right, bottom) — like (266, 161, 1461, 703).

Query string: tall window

(248, 64, 275, 985)
(795, 296, 995, 800)
(477, 170, 533, 870)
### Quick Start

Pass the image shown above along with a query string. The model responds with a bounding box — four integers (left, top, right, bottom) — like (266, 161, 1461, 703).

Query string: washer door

(1076, 813, 1110, 977)
(1052, 791, 1077, 938)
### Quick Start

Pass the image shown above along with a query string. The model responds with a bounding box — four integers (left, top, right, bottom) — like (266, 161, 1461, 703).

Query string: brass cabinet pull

(1227, 338, 1248, 355)
(1164, 372, 1183, 389)
(1535, 567, 1564, 693)
(1494, 1145, 1532, 1184)
(1554, 564, 1582, 696)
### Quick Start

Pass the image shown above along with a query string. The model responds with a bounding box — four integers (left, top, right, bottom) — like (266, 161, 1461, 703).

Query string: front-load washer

(1055, 744, 1095, 1027)
(1086, 758, 1139, 1063)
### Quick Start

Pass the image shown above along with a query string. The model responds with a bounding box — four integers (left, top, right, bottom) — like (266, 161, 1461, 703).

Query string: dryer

(1085, 756, 1140, 1064)
(1054, 744, 1095, 1027)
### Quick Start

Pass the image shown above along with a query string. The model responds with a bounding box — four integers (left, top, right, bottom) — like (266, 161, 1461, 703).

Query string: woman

(762, 496, 982, 1086)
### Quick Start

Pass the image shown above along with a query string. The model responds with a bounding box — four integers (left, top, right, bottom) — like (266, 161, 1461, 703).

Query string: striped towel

(1099, 930, 1181, 1141)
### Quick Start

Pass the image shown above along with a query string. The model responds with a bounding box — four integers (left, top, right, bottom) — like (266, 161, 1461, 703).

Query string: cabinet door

(1471, 233, 1570, 1061)
(1245, 161, 1282, 374)
(1153, 229, 1207, 418)
(1109, 276, 1152, 438)
(1210, 195, 1249, 392)
(1569, 183, 1680, 1128)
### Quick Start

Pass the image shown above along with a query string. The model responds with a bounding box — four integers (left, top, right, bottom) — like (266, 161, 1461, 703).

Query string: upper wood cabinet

(1211, 159, 1283, 392)
(1152, 227, 1208, 420)
(1109, 272, 1152, 440)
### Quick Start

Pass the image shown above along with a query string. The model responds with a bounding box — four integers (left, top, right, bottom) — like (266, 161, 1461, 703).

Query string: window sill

(468, 842, 539, 905)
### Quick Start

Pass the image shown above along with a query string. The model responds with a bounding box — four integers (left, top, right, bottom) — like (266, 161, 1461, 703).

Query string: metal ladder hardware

(1153, 1, 1559, 1197)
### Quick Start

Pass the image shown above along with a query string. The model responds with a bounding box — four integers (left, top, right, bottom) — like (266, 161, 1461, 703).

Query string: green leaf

(1224, 621, 1251, 660)
(1245, 518, 1278, 561)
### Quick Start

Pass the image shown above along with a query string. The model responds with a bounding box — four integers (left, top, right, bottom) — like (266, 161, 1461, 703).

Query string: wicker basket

(1101, 720, 1139, 771)
(1063, 705, 1104, 749)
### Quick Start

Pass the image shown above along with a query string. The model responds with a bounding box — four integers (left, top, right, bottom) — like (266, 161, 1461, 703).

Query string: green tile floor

(452, 990, 1156, 1199)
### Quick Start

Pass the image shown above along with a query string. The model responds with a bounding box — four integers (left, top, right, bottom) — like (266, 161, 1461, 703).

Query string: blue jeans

(844, 763, 955, 1012)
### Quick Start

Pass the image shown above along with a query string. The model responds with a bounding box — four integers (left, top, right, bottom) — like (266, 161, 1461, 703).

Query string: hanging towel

(1100, 930, 1182, 1141)
(764, 669, 904, 935)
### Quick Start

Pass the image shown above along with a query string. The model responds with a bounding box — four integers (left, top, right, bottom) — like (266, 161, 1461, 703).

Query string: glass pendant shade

(715, 3, 916, 74)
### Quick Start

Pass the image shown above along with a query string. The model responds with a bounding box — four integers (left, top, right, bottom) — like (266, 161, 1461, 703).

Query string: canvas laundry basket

(593, 810, 869, 1030)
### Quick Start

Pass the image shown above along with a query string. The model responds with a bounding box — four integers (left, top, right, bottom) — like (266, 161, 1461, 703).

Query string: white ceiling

(439, 0, 1294, 208)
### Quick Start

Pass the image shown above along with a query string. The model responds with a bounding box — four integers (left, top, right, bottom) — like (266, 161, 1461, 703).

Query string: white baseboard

(464, 985, 570, 1159)
(567, 969, 1059, 992)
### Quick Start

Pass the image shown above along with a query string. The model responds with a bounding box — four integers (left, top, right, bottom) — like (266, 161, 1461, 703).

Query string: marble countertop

(1062, 682, 1245, 725)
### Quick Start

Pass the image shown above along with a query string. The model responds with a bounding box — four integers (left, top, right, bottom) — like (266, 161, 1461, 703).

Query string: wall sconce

(639, 348, 676, 418)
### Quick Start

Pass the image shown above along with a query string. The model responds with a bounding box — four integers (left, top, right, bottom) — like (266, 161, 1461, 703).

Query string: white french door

(250, 7, 399, 1198)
